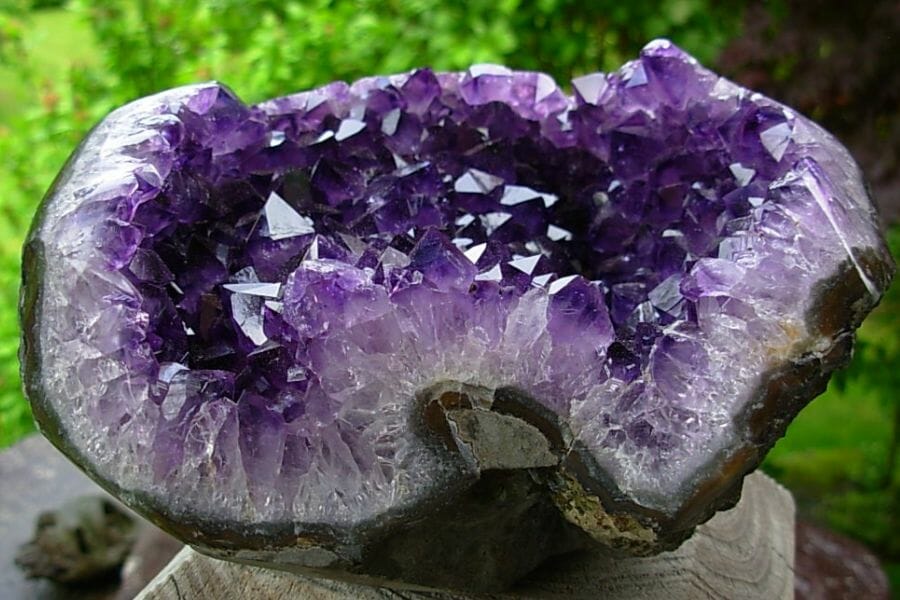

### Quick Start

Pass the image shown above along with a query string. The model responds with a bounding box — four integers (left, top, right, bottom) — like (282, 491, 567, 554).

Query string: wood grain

(137, 472, 794, 600)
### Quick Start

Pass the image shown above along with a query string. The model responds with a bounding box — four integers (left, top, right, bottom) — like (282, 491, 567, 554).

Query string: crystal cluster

(21, 40, 892, 591)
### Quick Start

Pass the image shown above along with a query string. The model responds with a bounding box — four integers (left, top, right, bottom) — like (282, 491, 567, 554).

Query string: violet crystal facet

(21, 40, 893, 591)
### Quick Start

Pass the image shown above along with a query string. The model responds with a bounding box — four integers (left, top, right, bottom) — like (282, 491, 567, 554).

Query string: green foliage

(72, 0, 743, 103)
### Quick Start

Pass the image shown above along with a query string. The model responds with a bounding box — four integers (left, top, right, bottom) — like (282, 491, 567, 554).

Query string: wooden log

(137, 472, 794, 600)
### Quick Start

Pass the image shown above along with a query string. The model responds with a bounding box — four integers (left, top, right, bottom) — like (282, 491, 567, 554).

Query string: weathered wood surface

(138, 472, 794, 600)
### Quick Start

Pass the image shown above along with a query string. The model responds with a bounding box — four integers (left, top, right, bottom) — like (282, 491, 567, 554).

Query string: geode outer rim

(19, 59, 895, 561)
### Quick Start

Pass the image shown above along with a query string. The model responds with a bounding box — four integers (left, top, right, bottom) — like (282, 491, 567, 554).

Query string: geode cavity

(20, 40, 893, 592)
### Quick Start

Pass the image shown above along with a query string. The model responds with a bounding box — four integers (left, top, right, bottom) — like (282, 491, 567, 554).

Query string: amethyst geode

(21, 40, 893, 591)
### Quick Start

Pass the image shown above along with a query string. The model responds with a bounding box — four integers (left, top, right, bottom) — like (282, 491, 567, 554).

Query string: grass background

(0, 0, 897, 591)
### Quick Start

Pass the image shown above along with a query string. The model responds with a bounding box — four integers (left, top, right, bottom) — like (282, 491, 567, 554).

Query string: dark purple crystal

(21, 40, 893, 591)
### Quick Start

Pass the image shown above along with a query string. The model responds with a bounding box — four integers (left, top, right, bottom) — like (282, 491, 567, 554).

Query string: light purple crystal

(21, 39, 893, 589)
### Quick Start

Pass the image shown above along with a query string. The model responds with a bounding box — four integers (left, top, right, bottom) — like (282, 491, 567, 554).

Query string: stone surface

(15, 495, 138, 584)
(0, 435, 117, 600)
(0, 435, 181, 600)
(794, 520, 890, 600)
(21, 40, 893, 591)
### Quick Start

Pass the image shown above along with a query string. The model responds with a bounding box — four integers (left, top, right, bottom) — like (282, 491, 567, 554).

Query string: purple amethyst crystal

(20, 40, 893, 592)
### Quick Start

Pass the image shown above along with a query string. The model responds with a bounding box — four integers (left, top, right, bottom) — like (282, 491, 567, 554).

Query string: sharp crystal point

(547, 224, 573, 241)
(222, 282, 282, 298)
(572, 73, 608, 104)
(454, 168, 504, 194)
(264, 192, 315, 240)
(334, 118, 367, 141)
(509, 254, 541, 275)
(463, 242, 487, 264)
(22, 41, 894, 593)
(760, 122, 793, 162)
(500, 184, 543, 206)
